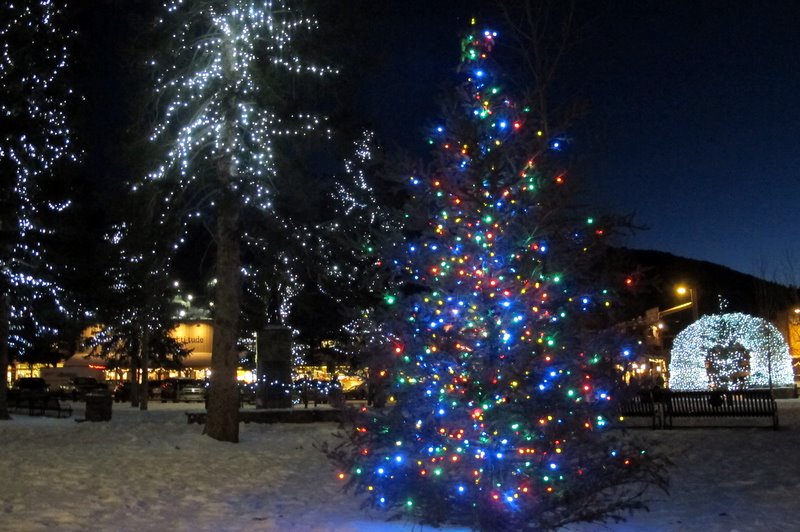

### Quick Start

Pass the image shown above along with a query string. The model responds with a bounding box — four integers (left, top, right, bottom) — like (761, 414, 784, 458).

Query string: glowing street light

(676, 285, 699, 321)
(656, 285, 699, 322)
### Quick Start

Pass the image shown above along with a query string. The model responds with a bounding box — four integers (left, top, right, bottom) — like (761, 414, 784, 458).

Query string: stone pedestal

(256, 326, 293, 408)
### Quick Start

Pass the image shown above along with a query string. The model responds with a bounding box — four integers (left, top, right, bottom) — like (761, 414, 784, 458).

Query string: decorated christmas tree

(329, 25, 665, 530)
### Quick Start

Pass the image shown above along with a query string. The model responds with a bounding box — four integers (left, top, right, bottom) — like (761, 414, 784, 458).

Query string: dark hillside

(608, 247, 798, 320)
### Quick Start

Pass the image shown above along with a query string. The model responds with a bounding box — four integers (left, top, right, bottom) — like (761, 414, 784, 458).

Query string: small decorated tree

(328, 25, 666, 531)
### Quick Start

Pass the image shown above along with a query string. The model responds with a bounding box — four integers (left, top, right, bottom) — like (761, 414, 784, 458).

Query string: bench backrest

(619, 390, 656, 415)
(45, 395, 62, 407)
(666, 390, 775, 414)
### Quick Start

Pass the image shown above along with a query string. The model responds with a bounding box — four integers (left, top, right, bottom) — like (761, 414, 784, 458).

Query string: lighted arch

(669, 313, 794, 390)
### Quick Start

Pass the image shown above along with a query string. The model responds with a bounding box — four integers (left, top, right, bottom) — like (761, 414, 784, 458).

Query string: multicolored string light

(333, 25, 646, 529)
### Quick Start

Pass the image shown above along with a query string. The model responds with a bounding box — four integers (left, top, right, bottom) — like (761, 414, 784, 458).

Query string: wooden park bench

(9, 394, 73, 418)
(663, 389, 778, 430)
(619, 389, 661, 429)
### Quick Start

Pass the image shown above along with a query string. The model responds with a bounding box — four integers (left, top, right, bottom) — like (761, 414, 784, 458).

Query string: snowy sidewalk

(1, 400, 800, 531)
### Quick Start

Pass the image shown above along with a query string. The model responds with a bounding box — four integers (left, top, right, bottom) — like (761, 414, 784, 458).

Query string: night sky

(362, 1, 800, 282)
(76, 1, 800, 284)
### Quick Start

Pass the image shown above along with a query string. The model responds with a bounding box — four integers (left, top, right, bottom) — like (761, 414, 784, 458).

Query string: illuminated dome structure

(669, 313, 794, 390)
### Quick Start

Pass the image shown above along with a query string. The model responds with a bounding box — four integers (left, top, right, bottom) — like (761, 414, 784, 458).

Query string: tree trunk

(256, 326, 292, 408)
(0, 293, 10, 420)
(205, 155, 241, 442)
(129, 349, 140, 408)
(204, 31, 242, 443)
(140, 329, 151, 411)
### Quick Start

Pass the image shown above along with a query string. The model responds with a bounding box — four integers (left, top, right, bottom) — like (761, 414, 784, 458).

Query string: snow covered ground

(2, 399, 800, 532)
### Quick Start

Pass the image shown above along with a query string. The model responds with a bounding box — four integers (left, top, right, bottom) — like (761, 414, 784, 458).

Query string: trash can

(85, 390, 113, 421)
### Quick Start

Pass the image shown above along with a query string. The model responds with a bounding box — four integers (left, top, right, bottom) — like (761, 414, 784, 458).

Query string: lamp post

(676, 285, 699, 322)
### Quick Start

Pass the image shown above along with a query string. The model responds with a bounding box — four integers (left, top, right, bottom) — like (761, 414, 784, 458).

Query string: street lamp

(676, 285, 699, 321)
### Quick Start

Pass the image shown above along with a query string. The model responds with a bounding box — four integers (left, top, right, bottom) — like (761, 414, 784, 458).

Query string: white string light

(1, 0, 77, 355)
(670, 313, 794, 390)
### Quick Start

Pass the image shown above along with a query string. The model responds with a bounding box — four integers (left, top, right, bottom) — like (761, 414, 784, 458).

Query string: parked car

(112, 382, 130, 402)
(176, 380, 206, 402)
(161, 378, 204, 403)
(9, 377, 50, 402)
(146, 379, 163, 399)
(239, 382, 256, 404)
(60, 377, 107, 400)
(204, 381, 249, 408)
(113, 380, 165, 402)
(343, 382, 368, 400)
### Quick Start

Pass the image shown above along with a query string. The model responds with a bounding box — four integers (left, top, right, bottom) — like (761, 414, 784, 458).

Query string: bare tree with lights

(0, 1, 78, 420)
(89, 196, 189, 411)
